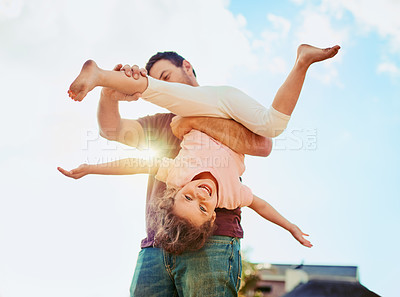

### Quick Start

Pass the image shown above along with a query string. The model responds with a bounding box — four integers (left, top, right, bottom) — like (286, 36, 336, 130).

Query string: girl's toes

(75, 91, 85, 102)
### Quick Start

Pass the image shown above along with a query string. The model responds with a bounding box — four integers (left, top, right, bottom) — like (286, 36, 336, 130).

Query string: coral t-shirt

(155, 129, 253, 209)
(137, 113, 245, 248)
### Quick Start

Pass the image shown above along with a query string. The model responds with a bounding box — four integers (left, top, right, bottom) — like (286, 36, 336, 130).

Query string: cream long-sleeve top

(141, 76, 291, 138)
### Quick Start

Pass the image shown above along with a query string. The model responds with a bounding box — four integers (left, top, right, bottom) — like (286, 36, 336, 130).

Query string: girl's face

(173, 178, 218, 227)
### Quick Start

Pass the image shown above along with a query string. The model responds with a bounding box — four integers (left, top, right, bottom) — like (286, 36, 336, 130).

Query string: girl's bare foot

(296, 44, 341, 67)
(68, 60, 101, 102)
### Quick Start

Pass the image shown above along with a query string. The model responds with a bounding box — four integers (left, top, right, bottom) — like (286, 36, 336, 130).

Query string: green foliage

(239, 255, 261, 297)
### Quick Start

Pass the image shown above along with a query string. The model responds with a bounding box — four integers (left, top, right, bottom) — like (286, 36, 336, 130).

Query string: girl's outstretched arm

(248, 194, 313, 248)
(57, 158, 158, 179)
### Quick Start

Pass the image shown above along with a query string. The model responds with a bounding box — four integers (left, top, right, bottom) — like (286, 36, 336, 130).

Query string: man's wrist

(186, 116, 205, 131)
(184, 117, 196, 129)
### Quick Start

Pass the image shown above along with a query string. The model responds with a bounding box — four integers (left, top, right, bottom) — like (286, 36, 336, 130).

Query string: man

(97, 52, 272, 296)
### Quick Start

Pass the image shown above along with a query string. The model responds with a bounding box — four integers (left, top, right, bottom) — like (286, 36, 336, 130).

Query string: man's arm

(170, 116, 272, 157)
(249, 195, 312, 247)
(98, 64, 270, 154)
(97, 87, 146, 148)
(97, 64, 147, 148)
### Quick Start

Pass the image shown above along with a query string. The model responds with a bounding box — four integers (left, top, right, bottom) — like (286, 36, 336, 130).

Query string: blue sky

(0, 0, 399, 296)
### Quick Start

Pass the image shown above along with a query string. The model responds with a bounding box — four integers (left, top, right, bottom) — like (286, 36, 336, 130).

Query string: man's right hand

(101, 64, 147, 101)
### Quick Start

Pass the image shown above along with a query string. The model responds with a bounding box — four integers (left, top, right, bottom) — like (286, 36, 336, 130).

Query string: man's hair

(149, 187, 215, 255)
(146, 51, 197, 77)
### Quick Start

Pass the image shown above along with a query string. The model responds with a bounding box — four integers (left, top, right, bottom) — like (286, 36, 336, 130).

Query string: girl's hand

(57, 164, 89, 179)
(289, 224, 313, 248)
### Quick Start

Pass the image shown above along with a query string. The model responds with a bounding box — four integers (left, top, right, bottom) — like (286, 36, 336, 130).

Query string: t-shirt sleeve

(155, 157, 175, 183)
(136, 113, 181, 158)
(239, 184, 254, 207)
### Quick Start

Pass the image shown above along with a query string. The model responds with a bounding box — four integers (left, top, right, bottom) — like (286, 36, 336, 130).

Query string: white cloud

(290, 0, 305, 4)
(250, 14, 292, 74)
(236, 13, 247, 27)
(255, 13, 292, 50)
(0, 0, 23, 19)
(266, 57, 288, 74)
(0, 0, 262, 148)
(0, 2, 261, 296)
(377, 62, 400, 77)
(0, 0, 258, 84)
(294, 8, 347, 85)
(267, 13, 291, 37)
(295, 8, 348, 48)
(321, 0, 400, 52)
(294, 0, 400, 86)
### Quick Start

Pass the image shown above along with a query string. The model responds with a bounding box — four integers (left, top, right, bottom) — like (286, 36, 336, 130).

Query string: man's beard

(181, 69, 194, 86)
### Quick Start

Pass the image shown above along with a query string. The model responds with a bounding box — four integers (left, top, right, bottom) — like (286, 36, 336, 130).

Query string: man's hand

(289, 224, 313, 248)
(120, 64, 147, 80)
(171, 116, 272, 156)
(101, 64, 147, 102)
(57, 164, 89, 179)
(170, 116, 194, 139)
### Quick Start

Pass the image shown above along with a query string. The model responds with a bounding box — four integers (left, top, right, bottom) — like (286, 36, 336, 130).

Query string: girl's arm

(57, 158, 158, 179)
(248, 194, 313, 248)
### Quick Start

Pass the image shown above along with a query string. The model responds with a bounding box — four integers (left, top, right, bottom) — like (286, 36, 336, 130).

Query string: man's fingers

(113, 64, 123, 71)
(131, 65, 140, 79)
(140, 68, 148, 77)
(125, 93, 141, 101)
(121, 64, 132, 77)
(131, 93, 142, 101)
(114, 64, 147, 78)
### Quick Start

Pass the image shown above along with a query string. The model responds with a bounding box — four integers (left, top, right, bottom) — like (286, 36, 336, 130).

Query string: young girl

(61, 44, 340, 253)
(58, 128, 312, 254)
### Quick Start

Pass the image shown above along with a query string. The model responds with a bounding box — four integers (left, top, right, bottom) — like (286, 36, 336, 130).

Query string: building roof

(281, 280, 380, 297)
(258, 264, 359, 282)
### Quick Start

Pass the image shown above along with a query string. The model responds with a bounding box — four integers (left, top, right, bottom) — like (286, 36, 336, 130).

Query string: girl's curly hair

(149, 187, 216, 255)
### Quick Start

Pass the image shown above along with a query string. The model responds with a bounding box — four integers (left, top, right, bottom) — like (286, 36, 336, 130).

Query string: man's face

(149, 59, 196, 86)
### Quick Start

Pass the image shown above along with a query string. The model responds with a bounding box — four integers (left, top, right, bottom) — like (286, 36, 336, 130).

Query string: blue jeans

(130, 236, 242, 297)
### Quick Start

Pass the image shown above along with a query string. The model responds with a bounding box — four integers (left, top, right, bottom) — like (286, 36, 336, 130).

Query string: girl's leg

(68, 60, 148, 101)
(271, 44, 341, 116)
(142, 77, 290, 137)
(219, 44, 341, 137)
(142, 44, 340, 138)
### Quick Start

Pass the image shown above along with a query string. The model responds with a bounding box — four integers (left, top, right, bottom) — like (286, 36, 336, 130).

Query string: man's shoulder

(137, 113, 181, 155)
(137, 113, 175, 128)
(137, 113, 175, 122)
